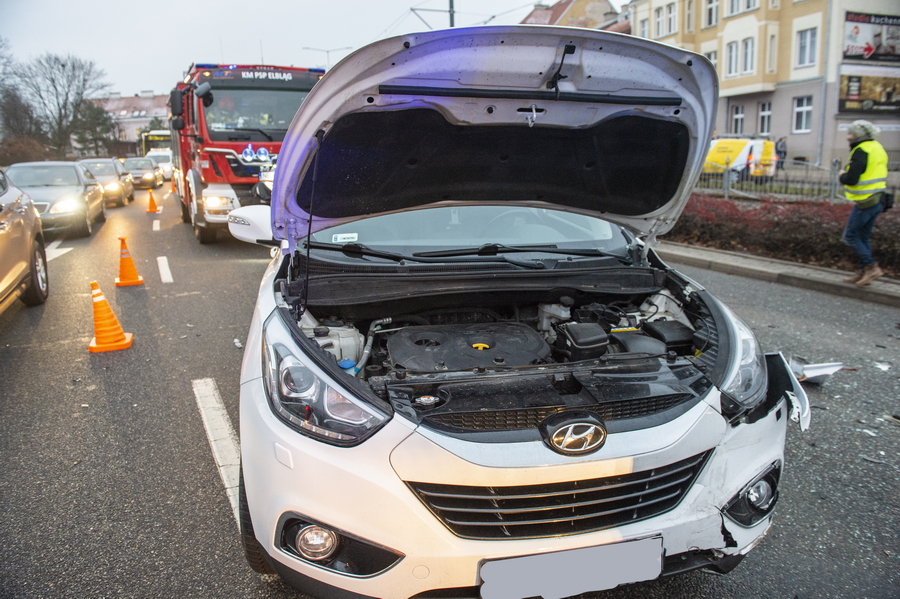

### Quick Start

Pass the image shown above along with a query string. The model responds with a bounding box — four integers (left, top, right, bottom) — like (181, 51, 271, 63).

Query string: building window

(745, 0, 758, 9)
(728, 0, 740, 15)
(742, 37, 755, 73)
(706, 50, 718, 70)
(797, 28, 817, 67)
(727, 41, 739, 76)
(770, 0, 778, 7)
(759, 101, 771, 135)
(793, 96, 813, 133)
(767, 34, 777, 72)
(655, 8, 664, 37)
(640, 19, 648, 38)
(686, 0, 694, 32)
(666, 3, 677, 35)
(731, 105, 745, 134)
(705, 0, 719, 27)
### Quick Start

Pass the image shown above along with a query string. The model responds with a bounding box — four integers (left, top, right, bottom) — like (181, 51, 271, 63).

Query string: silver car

(228, 26, 810, 599)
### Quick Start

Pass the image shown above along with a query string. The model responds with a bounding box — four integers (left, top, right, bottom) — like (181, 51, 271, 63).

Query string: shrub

(664, 193, 900, 277)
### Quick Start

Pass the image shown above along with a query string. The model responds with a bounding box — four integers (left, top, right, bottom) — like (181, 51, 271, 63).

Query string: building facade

(91, 91, 169, 156)
(625, 0, 899, 166)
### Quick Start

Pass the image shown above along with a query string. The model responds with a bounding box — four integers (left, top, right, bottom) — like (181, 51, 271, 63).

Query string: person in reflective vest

(840, 120, 888, 287)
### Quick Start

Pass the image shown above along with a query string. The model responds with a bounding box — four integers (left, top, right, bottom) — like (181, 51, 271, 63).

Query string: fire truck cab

(168, 64, 323, 243)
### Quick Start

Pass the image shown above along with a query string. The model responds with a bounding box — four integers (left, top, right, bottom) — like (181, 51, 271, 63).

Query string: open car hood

(272, 26, 717, 252)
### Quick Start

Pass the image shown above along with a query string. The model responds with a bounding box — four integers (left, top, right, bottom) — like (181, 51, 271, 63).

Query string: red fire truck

(168, 64, 324, 243)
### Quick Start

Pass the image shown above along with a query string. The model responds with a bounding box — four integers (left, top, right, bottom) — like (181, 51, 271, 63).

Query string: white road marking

(157, 256, 174, 283)
(192, 378, 241, 526)
(45, 239, 73, 261)
(152, 220, 160, 231)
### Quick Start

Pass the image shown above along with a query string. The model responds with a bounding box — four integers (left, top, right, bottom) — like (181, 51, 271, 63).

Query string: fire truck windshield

(203, 88, 310, 142)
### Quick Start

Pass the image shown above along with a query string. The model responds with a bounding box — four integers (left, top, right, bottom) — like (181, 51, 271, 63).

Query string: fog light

(296, 525, 338, 561)
(747, 480, 774, 509)
(723, 462, 780, 527)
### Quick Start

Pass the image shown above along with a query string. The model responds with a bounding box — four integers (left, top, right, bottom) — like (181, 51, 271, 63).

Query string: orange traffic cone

(115, 237, 144, 287)
(88, 281, 134, 353)
(170, 179, 176, 194)
(147, 190, 160, 213)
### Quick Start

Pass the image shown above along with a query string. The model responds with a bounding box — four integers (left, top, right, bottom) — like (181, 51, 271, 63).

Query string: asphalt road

(0, 190, 897, 598)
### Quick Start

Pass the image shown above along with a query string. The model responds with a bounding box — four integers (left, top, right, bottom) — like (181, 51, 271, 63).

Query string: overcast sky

(2, 0, 626, 99)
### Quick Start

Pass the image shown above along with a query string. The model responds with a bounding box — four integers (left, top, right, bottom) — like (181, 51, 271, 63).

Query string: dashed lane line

(157, 256, 174, 283)
(152, 220, 160, 231)
(192, 378, 241, 526)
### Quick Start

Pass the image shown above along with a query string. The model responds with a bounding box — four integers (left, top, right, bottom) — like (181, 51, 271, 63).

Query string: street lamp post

(302, 46, 352, 70)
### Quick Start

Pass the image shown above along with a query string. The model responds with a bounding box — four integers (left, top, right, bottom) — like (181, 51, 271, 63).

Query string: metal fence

(695, 159, 899, 203)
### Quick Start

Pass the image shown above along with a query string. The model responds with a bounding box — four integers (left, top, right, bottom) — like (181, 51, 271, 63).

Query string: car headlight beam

(261, 311, 388, 446)
(49, 197, 82, 214)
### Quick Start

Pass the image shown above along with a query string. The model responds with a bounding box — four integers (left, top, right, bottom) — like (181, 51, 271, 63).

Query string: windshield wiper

(228, 127, 273, 141)
(414, 243, 619, 259)
(305, 241, 547, 269)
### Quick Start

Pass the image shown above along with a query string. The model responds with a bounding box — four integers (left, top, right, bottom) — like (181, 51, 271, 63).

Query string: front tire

(191, 197, 217, 244)
(19, 239, 49, 306)
(96, 200, 107, 223)
(72, 208, 92, 238)
(239, 468, 276, 575)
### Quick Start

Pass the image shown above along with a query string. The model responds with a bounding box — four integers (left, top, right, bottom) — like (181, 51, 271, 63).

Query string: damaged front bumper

(241, 350, 808, 599)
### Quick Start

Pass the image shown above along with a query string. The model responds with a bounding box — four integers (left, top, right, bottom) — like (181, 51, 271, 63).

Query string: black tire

(239, 468, 276, 575)
(180, 187, 192, 223)
(191, 197, 218, 244)
(195, 223, 217, 244)
(127, 191, 135, 204)
(72, 208, 92, 238)
(19, 239, 49, 306)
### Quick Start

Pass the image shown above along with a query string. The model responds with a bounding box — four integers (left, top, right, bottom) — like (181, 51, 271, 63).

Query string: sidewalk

(656, 241, 900, 309)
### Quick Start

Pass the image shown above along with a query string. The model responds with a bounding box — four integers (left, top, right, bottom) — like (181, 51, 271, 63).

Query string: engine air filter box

(642, 320, 694, 355)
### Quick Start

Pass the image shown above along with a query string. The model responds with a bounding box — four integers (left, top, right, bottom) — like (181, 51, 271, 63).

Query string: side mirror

(227, 205, 277, 247)
(195, 82, 211, 98)
(171, 116, 185, 130)
(169, 88, 184, 116)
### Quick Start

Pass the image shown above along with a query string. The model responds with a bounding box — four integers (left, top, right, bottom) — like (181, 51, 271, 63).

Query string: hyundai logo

(539, 412, 607, 456)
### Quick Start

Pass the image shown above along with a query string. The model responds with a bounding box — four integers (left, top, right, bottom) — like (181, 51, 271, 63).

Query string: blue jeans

(842, 201, 884, 268)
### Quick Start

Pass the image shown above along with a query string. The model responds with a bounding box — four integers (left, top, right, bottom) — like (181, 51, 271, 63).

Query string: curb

(656, 242, 900, 309)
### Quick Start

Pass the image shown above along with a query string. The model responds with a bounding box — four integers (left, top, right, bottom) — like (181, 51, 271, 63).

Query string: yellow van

(704, 138, 776, 179)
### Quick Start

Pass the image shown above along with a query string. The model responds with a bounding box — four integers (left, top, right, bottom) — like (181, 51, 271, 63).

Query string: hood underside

(272, 26, 718, 249)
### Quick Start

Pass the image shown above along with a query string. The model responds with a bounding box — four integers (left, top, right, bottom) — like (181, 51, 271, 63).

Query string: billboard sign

(838, 64, 900, 113)
(844, 12, 900, 63)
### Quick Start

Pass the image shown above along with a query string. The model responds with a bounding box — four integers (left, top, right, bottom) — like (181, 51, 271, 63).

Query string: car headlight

(261, 311, 388, 446)
(719, 305, 768, 415)
(49, 197, 82, 214)
(142, 173, 154, 179)
(104, 182, 120, 191)
(203, 196, 230, 208)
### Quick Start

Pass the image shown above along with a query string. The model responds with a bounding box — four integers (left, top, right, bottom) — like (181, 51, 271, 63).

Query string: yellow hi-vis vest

(844, 140, 888, 202)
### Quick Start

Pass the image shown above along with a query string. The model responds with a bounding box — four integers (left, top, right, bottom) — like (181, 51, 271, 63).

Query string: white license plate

(479, 537, 662, 599)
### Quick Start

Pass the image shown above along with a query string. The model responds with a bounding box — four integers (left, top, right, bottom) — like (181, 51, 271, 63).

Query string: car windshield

(81, 161, 117, 176)
(124, 159, 154, 170)
(203, 88, 309, 142)
(147, 154, 170, 163)
(308, 206, 631, 263)
(6, 164, 79, 187)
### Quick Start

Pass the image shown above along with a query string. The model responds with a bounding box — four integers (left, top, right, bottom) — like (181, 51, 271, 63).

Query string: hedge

(663, 193, 900, 278)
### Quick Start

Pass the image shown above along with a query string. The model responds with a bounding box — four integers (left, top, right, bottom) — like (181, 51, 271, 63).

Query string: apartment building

(625, 0, 899, 166)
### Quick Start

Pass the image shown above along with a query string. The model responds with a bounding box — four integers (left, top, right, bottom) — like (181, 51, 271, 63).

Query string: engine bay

(280, 260, 720, 437)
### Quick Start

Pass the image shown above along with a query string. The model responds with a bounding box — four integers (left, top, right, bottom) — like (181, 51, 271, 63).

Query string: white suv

(228, 26, 810, 599)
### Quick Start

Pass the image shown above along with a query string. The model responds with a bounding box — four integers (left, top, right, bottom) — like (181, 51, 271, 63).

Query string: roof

(520, 0, 619, 29)
(92, 94, 169, 120)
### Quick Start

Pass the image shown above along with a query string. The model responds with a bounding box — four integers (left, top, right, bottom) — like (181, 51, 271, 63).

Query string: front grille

(423, 394, 696, 432)
(407, 451, 710, 539)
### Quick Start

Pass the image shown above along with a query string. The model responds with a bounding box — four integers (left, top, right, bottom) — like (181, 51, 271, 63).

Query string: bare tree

(14, 53, 108, 158)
